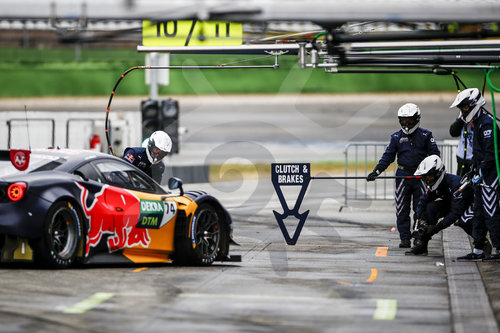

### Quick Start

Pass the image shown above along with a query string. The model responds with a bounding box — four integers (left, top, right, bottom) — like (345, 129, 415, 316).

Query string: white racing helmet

(398, 103, 421, 134)
(146, 131, 172, 164)
(449, 88, 486, 123)
(414, 155, 445, 191)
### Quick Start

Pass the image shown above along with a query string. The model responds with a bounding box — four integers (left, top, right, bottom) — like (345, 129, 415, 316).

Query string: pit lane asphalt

(0, 179, 498, 333)
(0, 94, 499, 332)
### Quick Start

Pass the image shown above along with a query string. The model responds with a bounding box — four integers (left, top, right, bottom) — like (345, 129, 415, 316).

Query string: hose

(485, 68, 500, 187)
(311, 31, 327, 51)
(105, 66, 141, 156)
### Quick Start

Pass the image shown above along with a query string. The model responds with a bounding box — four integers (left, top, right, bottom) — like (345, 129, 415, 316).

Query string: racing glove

(449, 118, 465, 137)
(366, 169, 380, 182)
(472, 169, 483, 184)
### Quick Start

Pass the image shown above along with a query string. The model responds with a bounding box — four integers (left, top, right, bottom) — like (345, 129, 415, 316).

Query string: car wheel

(173, 203, 222, 266)
(35, 201, 81, 268)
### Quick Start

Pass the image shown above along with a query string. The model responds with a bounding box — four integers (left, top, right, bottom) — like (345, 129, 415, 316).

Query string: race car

(0, 148, 238, 268)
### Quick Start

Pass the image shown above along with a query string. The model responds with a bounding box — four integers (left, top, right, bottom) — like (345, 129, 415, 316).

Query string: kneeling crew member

(406, 155, 490, 257)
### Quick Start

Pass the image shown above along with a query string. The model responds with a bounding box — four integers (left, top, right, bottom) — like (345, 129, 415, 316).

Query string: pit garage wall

(0, 109, 142, 157)
(0, 109, 209, 184)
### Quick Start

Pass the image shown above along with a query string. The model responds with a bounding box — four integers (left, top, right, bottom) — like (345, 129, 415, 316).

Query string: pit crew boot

(405, 239, 428, 256)
(457, 252, 485, 261)
(483, 250, 500, 261)
(399, 239, 411, 248)
(483, 240, 493, 257)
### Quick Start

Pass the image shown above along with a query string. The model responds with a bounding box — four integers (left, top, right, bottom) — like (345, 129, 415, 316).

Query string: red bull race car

(0, 148, 238, 268)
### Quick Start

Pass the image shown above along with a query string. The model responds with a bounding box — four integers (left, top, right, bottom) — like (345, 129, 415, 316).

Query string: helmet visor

(457, 101, 472, 121)
(422, 173, 437, 187)
(399, 116, 418, 130)
(149, 147, 168, 162)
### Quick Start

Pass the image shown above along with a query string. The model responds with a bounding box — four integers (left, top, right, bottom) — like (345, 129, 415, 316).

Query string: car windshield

(0, 154, 65, 178)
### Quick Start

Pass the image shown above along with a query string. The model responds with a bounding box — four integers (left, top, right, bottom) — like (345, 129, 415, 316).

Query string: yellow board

(142, 20, 243, 47)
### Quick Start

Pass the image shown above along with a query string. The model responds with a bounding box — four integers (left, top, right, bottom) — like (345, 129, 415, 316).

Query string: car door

(91, 159, 178, 259)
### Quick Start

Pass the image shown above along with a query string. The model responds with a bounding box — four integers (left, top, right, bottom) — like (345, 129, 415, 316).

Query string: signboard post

(271, 163, 310, 245)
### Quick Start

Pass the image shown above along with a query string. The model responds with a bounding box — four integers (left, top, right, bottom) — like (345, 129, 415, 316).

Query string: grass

(0, 47, 492, 97)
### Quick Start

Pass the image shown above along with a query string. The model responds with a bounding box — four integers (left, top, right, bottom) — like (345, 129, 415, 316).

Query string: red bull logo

(76, 183, 151, 255)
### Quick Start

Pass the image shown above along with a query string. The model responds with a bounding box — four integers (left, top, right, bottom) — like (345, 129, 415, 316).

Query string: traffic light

(141, 99, 179, 154)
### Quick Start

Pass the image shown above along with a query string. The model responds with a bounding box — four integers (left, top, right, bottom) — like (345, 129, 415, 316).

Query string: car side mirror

(168, 177, 184, 196)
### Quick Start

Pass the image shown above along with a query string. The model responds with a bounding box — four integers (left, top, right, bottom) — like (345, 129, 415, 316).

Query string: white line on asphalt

(63, 292, 115, 314)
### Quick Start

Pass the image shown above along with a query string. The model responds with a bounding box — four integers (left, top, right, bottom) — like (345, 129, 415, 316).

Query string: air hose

(485, 69, 500, 187)
(105, 66, 141, 156)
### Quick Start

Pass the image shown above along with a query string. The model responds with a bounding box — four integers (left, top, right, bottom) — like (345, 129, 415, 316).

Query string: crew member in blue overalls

(450, 88, 500, 260)
(449, 115, 473, 176)
(122, 130, 172, 183)
(405, 155, 490, 257)
(367, 103, 441, 248)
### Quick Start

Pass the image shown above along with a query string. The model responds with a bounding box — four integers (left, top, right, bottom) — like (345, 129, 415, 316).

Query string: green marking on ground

(373, 299, 397, 320)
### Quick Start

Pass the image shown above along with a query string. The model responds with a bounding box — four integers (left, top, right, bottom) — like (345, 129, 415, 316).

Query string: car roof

(29, 148, 118, 170)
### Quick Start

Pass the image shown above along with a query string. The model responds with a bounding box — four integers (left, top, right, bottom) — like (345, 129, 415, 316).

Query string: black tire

(34, 201, 81, 268)
(173, 203, 222, 266)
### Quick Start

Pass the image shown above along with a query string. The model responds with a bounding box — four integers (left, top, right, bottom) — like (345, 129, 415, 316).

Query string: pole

(311, 176, 420, 179)
(148, 52, 159, 100)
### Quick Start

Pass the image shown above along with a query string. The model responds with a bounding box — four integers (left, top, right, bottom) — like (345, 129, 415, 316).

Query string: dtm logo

(76, 183, 151, 255)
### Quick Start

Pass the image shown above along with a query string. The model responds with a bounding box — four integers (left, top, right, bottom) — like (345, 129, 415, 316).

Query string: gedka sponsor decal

(141, 200, 164, 214)
(272, 163, 310, 185)
(137, 199, 177, 229)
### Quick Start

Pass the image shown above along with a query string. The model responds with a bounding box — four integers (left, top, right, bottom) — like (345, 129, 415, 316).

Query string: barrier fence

(340, 141, 457, 211)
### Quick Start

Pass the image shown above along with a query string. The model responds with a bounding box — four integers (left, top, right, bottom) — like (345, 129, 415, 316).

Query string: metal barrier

(66, 118, 112, 151)
(341, 141, 457, 211)
(7, 118, 55, 149)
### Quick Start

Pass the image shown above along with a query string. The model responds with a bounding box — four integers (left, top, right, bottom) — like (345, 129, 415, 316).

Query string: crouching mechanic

(367, 103, 440, 248)
(122, 130, 172, 183)
(405, 155, 491, 257)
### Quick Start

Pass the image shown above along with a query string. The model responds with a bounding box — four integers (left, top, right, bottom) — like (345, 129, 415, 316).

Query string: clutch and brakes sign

(272, 163, 311, 245)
